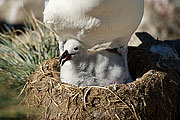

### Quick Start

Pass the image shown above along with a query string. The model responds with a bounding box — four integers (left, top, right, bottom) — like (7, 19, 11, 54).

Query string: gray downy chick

(60, 39, 130, 87)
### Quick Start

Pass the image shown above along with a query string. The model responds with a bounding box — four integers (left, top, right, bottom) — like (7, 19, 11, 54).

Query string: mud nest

(23, 47, 180, 120)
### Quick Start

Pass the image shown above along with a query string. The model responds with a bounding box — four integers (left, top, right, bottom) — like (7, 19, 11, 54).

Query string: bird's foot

(114, 80, 120, 85)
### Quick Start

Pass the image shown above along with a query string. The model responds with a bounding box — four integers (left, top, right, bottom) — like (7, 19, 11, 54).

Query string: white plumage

(60, 39, 129, 87)
(43, 0, 144, 84)
(44, 0, 144, 49)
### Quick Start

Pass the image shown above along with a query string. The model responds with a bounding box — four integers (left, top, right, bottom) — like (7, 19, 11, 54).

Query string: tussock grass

(0, 12, 59, 119)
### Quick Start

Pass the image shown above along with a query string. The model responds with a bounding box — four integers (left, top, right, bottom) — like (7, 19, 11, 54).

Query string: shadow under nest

(23, 47, 180, 120)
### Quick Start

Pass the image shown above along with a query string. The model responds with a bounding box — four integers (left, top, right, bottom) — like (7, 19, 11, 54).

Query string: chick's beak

(60, 50, 72, 66)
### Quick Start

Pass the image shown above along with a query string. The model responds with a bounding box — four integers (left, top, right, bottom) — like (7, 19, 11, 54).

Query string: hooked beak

(60, 50, 74, 66)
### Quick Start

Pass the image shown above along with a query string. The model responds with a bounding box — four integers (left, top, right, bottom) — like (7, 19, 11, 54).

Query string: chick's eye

(74, 47, 78, 50)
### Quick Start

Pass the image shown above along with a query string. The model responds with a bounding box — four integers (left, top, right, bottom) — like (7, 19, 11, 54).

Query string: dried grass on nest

(22, 47, 180, 120)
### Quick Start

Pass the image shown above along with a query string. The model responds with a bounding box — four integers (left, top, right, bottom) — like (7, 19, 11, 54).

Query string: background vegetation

(0, 13, 59, 119)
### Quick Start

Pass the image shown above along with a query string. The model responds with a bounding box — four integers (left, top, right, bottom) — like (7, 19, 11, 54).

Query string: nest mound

(24, 47, 180, 120)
